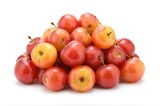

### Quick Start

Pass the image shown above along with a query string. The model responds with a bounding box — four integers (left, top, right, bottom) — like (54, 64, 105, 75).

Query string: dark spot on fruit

(107, 32, 112, 36)
(80, 77, 84, 82)
(39, 51, 44, 56)
(87, 24, 91, 28)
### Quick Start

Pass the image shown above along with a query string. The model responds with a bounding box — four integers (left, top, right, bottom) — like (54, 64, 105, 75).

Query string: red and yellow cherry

(42, 66, 67, 91)
(60, 41, 85, 67)
(14, 54, 38, 84)
(68, 65, 95, 92)
(105, 46, 126, 68)
(78, 13, 99, 34)
(43, 22, 56, 42)
(96, 64, 120, 88)
(92, 25, 116, 49)
(31, 43, 57, 68)
(58, 14, 78, 34)
(49, 28, 71, 52)
(26, 36, 46, 55)
(117, 38, 135, 57)
(121, 58, 145, 83)
(85, 45, 104, 71)
(71, 27, 92, 47)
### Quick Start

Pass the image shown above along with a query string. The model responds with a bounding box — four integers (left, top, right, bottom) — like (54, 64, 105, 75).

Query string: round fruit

(68, 65, 95, 92)
(121, 58, 145, 83)
(78, 13, 99, 34)
(31, 43, 57, 68)
(49, 28, 71, 51)
(85, 45, 105, 70)
(117, 38, 135, 57)
(92, 25, 116, 49)
(58, 14, 78, 34)
(71, 27, 92, 47)
(105, 46, 126, 67)
(96, 64, 120, 88)
(14, 56, 38, 84)
(60, 40, 85, 67)
(43, 66, 67, 91)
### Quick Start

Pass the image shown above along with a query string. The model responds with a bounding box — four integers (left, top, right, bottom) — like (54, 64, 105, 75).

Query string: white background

(0, 0, 160, 105)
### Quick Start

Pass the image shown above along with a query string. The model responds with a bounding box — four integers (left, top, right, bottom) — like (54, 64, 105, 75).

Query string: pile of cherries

(14, 13, 145, 92)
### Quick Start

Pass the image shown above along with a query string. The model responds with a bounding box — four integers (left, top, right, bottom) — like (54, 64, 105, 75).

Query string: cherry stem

(28, 36, 36, 44)
(126, 54, 131, 59)
(99, 56, 105, 66)
(99, 22, 102, 26)
(51, 22, 57, 28)
(28, 36, 32, 40)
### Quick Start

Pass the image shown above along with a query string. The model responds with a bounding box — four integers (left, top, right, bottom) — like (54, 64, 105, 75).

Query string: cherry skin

(42, 66, 67, 91)
(71, 27, 92, 47)
(105, 46, 126, 68)
(14, 55, 38, 84)
(96, 64, 120, 88)
(60, 40, 85, 67)
(121, 58, 145, 83)
(36, 68, 46, 84)
(58, 14, 78, 34)
(85, 45, 105, 71)
(117, 38, 135, 57)
(49, 28, 71, 52)
(92, 25, 116, 49)
(78, 13, 100, 34)
(26, 36, 46, 55)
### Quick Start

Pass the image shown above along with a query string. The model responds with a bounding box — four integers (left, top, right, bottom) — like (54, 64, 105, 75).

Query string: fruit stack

(14, 13, 145, 92)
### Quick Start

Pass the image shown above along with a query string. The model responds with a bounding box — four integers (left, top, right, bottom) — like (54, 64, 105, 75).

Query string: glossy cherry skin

(60, 40, 85, 67)
(71, 27, 92, 47)
(121, 58, 145, 83)
(96, 64, 120, 88)
(14, 56, 38, 84)
(49, 28, 71, 52)
(105, 46, 126, 68)
(26, 37, 46, 55)
(78, 13, 100, 34)
(85, 45, 105, 71)
(117, 38, 135, 57)
(58, 14, 78, 34)
(36, 68, 46, 84)
(42, 66, 67, 91)
(92, 25, 116, 49)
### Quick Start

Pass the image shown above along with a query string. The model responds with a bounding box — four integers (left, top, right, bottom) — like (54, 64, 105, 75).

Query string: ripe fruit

(78, 13, 99, 34)
(58, 14, 78, 34)
(105, 46, 126, 67)
(117, 38, 135, 57)
(14, 13, 145, 92)
(92, 25, 116, 49)
(43, 22, 56, 42)
(121, 58, 145, 83)
(31, 43, 57, 68)
(71, 27, 92, 47)
(49, 28, 71, 51)
(60, 41, 85, 67)
(85, 45, 104, 70)
(68, 65, 95, 92)
(14, 55, 38, 84)
(96, 64, 120, 88)
(26, 36, 46, 55)
(43, 66, 67, 91)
